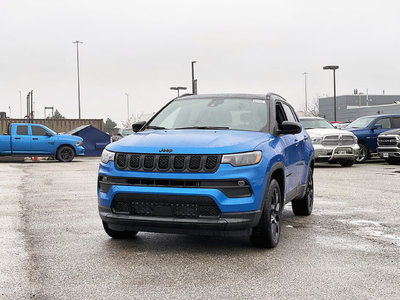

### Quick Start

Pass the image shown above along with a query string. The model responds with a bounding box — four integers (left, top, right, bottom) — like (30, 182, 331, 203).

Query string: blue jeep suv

(98, 93, 314, 248)
(346, 114, 400, 163)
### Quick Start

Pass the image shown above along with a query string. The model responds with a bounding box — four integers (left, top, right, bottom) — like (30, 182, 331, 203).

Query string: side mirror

(46, 132, 53, 137)
(278, 121, 302, 135)
(132, 121, 146, 133)
(372, 124, 382, 130)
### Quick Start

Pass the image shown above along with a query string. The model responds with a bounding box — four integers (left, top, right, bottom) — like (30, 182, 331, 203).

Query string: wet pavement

(1, 158, 399, 299)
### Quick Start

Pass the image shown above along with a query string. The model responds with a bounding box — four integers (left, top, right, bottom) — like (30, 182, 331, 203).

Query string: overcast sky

(1, 0, 400, 126)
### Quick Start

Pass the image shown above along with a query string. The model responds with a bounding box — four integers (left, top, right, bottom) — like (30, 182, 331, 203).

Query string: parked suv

(300, 117, 358, 167)
(377, 129, 400, 164)
(346, 114, 400, 163)
(98, 93, 314, 248)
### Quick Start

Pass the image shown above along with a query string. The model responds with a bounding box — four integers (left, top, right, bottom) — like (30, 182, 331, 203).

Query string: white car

(300, 117, 359, 167)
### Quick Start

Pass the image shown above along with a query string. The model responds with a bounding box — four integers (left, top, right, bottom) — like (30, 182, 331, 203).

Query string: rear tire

(56, 145, 75, 162)
(250, 179, 282, 248)
(339, 160, 355, 167)
(355, 143, 369, 163)
(102, 221, 138, 239)
(292, 168, 314, 216)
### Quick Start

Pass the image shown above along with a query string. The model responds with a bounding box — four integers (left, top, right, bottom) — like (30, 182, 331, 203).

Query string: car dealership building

(319, 94, 400, 122)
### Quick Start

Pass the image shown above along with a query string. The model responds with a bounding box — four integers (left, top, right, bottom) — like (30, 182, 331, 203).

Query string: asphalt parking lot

(1, 157, 399, 299)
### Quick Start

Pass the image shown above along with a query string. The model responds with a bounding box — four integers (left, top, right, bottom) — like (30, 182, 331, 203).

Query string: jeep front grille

(115, 153, 221, 173)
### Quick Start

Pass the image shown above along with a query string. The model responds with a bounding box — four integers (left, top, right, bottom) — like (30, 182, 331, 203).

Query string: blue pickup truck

(98, 93, 314, 248)
(0, 123, 84, 162)
(345, 114, 400, 163)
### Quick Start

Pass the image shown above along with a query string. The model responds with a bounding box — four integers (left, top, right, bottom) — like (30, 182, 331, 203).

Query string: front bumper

(377, 147, 400, 158)
(97, 160, 267, 235)
(313, 144, 359, 162)
(99, 205, 261, 236)
(75, 146, 85, 156)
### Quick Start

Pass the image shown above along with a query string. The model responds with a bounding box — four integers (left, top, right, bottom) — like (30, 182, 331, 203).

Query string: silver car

(300, 117, 359, 167)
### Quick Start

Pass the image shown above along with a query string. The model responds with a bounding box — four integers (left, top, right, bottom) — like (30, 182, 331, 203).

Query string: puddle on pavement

(338, 219, 400, 247)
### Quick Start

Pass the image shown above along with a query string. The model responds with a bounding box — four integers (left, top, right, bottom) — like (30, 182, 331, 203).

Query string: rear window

(391, 117, 400, 128)
(16, 125, 28, 135)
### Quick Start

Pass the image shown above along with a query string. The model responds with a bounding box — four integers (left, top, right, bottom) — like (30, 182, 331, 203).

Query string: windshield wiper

(145, 125, 166, 130)
(175, 126, 230, 130)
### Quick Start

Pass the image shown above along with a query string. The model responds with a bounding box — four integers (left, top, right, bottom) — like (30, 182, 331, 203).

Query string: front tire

(250, 179, 282, 248)
(355, 143, 369, 163)
(339, 160, 355, 167)
(102, 221, 138, 239)
(386, 157, 400, 165)
(56, 145, 75, 162)
(292, 168, 314, 216)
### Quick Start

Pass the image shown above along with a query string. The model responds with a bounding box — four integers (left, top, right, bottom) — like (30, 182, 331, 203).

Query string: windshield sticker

(253, 99, 266, 104)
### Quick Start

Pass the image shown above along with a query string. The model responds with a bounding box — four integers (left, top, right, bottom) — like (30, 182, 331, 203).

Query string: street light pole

(191, 61, 197, 94)
(303, 72, 308, 112)
(73, 40, 83, 119)
(170, 86, 187, 97)
(323, 65, 339, 121)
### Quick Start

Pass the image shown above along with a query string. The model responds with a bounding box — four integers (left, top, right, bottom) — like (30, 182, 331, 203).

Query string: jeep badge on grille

(159, 148, 173, 153)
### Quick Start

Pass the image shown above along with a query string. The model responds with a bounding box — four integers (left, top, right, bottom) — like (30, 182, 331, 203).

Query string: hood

(106, 130, 271, 154)
(56, 134, 83, 142)
(378, 128, 400, 136)
(305, 128, 356, 138)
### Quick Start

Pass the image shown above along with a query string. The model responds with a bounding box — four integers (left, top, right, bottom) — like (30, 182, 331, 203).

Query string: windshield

(145, 97, 269, 132)
(300, 118, 334, 129)
(346, 117, 375, 129)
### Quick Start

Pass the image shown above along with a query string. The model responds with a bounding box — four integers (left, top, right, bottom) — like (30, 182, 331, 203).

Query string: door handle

(32, 138, 38, 140)
(15, 137, 21, 140)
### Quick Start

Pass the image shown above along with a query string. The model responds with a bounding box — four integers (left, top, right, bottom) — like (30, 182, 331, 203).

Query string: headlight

(101, 149, 115, 164)
(221, 151, 262, 167)
(75, 141, 83, 146)
(311, 137, 322, 144)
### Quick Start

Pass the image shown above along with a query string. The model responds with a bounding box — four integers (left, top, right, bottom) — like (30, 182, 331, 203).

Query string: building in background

(319, 94, 400, 122)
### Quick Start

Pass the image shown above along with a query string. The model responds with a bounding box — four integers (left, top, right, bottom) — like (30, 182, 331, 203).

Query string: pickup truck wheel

(102, 221, 138, 239)
(56, 146, 75, 162)
(250, 179, 282, 248)
(292, 168, 313, 216)
(355, 143, 369, 163)
(386, 158, 400, 165)
(339, 160, 354, 167)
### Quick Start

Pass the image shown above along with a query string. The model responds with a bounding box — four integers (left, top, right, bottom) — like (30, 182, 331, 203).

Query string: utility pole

(303, 72, 308, 112)
(191, 61, 197, 94)
(125, 93, 130, 122)
(73, 40, 83, 119)
(19, 90, 22, 118)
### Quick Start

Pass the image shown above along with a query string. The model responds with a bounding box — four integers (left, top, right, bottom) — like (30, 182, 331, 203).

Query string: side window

(32, 126, 50, 136)
(16, 125, 28, 135)
(275, 103, 286, 129)
(375, 118, 391, 129)
(281, 103, 298, 123)
(391, 117, 400, 128)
